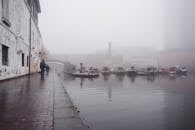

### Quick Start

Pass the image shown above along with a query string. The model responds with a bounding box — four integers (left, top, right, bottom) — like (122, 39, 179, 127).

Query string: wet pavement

(0, 71, 88, 130)
(53, 71, 89, 130)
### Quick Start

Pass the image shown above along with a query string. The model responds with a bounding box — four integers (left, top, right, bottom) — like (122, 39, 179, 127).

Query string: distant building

(181, 0, 195, 50)
(161, 0, 195, 69)
(48, 51, 124, 68)
(164, 0, 195, 50)
(0, 0, 45, 80)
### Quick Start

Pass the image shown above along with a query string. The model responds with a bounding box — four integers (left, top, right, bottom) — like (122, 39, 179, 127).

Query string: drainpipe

(29, 4, 32, 75)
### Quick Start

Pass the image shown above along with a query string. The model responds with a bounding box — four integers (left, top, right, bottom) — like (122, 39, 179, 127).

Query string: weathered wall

(0, 0, 43, 80)
(30, 17, 43, 73)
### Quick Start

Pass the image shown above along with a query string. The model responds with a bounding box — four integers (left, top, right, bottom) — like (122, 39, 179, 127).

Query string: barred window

(27, 56, 29, 67)
(2, 45, 9, 66)
(22, 53, 25, 67)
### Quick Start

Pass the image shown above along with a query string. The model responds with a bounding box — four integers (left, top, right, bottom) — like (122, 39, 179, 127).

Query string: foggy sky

(39, 0, 164, 54)
(164, 0, 195, 50)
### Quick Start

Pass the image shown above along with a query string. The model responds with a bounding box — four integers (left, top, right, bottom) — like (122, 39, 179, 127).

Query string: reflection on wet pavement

(0, 73, 53, 130)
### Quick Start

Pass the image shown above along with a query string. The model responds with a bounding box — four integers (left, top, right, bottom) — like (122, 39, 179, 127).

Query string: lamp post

(29, 4, 32, 75)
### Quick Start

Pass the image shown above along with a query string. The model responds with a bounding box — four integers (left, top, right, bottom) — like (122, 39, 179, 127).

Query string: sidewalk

(53, 71, 89, 130)
(0, 71, 89, 130)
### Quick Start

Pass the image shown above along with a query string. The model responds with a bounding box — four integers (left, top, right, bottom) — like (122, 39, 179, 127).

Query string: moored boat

(168, 66, 188, 75)
(137, 71, 149, 76)
(147, 67, 158, 75)
(101, 66, 111, 75)
(71, 63, 100, 78)
(114, 67, 125, 75)
(176, 66, 188, 75)
(71, 72, 99, 78)
(158, 67, 167, 74)
(137, 68, 149, 76)
(126, 66, 137, 76)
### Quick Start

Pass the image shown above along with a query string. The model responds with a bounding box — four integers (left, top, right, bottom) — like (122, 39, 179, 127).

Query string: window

(2, 45, 8, 66)
(27, 0, 31, 5)
(27, 56, 29, 67)
(2, 0, 11, 27)
(22, 53, 24, 67)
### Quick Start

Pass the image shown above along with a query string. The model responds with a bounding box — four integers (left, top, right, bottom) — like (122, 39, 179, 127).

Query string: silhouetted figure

(41, 72, 45, 80)
(80, 78, 84, 88)
(46, 65, 50, 72)
(40, 59, 46, 74)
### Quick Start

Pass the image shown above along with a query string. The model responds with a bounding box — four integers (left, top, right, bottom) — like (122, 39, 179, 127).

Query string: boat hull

(101, 71, 111, 75)
(115, 72, 125, 75)
(137, 71, 149, 76)
(127, 71, 137, 76)
(71, 73, 99, 78)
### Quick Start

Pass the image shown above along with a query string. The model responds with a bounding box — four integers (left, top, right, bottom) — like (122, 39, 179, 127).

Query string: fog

(40, 0, 195, 69)
(164, 0, 195, 50)
(39, 0, 163, 54)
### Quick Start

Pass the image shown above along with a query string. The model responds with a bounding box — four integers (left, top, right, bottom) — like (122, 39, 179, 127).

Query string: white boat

(101, 67, 111, 75)
(137, 68, 149, 76)
(137, 71, 149, 75)
(169, 71, 176, 74)
(176, 67, 188, 74)
(168, 66, 188, 75)
(71, 63, 100, 78)
(71, 72, 99, 78)
(125, 66, 137, 75)
(114, 67, 125, 75)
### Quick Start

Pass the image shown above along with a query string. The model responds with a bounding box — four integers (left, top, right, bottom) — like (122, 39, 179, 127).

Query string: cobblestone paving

(0, 73, 54, 130)
(0, 74, 53, 130)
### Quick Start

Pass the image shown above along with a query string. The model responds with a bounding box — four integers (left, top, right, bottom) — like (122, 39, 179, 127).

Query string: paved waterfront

(0, 71, 88, 130)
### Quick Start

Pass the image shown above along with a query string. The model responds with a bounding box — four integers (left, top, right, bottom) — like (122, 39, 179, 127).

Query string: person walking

(40, 59, 46, 74)
(46, 65, 50, 72)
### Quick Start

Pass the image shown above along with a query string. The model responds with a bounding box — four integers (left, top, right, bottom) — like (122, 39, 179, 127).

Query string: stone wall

(0, 0, 43, 80)
(30, 16, 43, 73)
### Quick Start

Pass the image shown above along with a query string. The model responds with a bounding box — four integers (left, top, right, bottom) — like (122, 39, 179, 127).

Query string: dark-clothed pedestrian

(46, 65, 50, 72)
(40, 59, 46, 74)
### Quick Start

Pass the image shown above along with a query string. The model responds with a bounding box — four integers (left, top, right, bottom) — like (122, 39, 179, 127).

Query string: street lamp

(29, 4, 32, 75)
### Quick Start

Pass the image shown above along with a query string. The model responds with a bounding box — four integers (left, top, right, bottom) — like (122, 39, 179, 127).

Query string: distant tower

(108, 42, 112, 57)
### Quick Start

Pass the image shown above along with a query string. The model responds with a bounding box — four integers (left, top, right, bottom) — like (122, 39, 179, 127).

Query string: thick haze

(39, 0, 164, 54)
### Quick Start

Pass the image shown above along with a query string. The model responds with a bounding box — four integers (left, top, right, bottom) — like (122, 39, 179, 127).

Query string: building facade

(0, 0, 45, 80)
(164, 0, 195, 50)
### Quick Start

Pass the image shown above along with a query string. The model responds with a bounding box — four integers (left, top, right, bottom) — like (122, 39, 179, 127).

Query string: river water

(64, 74, 195, 130)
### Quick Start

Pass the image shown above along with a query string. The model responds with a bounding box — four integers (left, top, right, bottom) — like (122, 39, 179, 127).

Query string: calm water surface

(64, 74, 195, 130)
